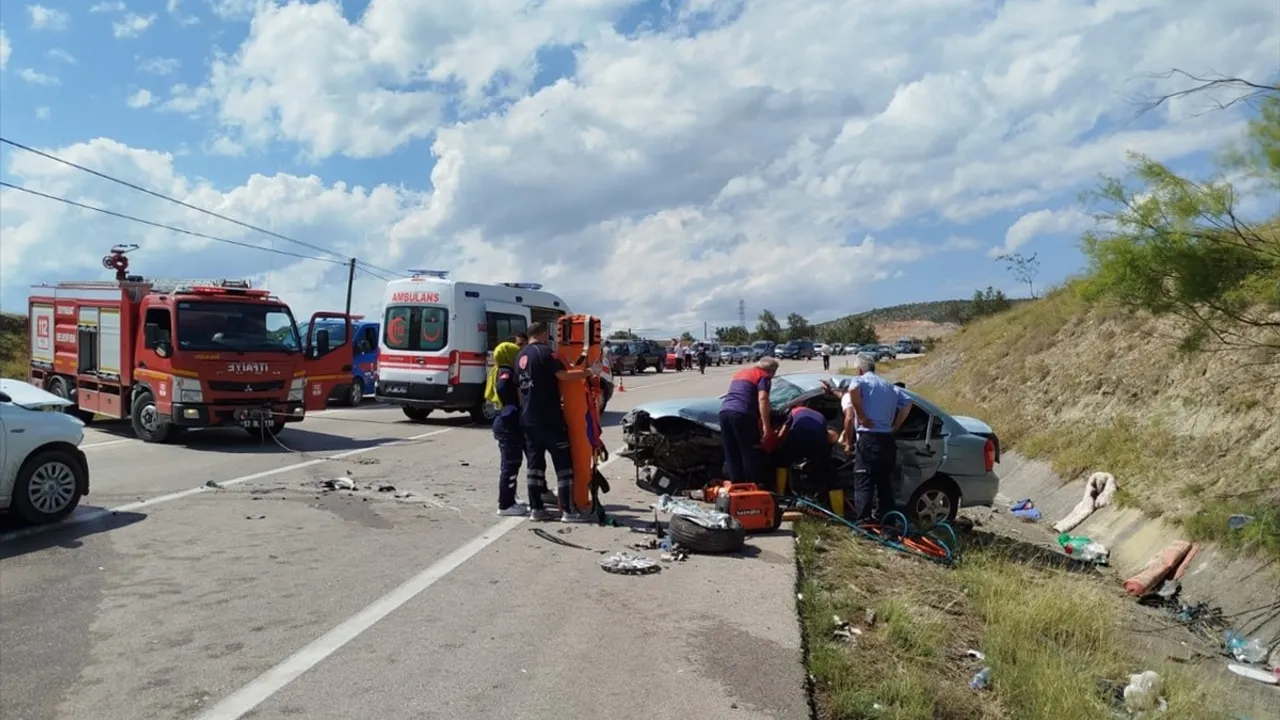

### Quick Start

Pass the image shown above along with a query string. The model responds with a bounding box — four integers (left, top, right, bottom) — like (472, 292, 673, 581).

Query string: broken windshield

(769, 377, 804, 410)
(175, 301, 300, 353)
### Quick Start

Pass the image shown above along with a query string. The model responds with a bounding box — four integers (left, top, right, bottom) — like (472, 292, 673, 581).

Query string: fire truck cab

(375, 271, 571, 422)
(27, 246, 353, 443)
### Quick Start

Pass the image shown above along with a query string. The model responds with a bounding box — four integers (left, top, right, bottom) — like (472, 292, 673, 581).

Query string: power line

(0, 136, 402, 278)
(0, 181, 346, 267)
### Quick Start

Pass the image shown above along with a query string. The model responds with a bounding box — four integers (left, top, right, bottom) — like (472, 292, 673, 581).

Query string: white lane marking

(80, 439, 133, 450)
(194, 516, 526, 720)
(0, 429, 454, 544)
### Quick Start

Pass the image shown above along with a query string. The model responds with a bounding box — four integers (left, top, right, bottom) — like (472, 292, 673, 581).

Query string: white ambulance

(374, 270, 615, 422)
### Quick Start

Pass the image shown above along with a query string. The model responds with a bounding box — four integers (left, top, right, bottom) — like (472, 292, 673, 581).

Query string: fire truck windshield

(175, 301, 301, 353)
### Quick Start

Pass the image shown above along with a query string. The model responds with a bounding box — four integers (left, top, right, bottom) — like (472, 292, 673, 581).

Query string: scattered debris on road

(598, 552, 660, 575)
(321, 477, 356, 491)
(530, 528, 605, 554)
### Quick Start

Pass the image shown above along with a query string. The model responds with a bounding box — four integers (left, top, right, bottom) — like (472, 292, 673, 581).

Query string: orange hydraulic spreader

(555, 314, 608, 516)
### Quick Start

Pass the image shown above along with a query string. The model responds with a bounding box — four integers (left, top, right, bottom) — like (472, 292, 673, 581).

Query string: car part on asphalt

(599, 552, 661, 575)
(666, 513, 747, 554)
(530, 528, 606, 553)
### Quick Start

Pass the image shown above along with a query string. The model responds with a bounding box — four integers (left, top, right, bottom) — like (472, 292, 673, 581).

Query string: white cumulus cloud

(113, 13, 156, 39)
(27, 5, 70, 31)
(3, 0, 1279, 335)
(993, 208, 1096, 257)
(0, 28, 10, 71)
(126, 89, 154, 108)
(17, 67, 59, 85)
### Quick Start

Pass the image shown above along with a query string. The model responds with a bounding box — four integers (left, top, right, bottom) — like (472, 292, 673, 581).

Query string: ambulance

(374, 271, 615, 422)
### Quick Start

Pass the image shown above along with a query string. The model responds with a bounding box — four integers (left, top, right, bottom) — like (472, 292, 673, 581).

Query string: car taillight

(983, 437, 995, 472)
(447, 350, 461, 385)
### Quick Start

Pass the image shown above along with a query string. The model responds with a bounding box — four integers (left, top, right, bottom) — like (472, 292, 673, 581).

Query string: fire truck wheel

(130, 391, 176, 444)
(402, 407, 432, 421)
(12, 449, 85, 524)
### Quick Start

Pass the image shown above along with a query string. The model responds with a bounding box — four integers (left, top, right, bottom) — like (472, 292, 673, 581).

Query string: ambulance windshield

(175, 301, 301, 353)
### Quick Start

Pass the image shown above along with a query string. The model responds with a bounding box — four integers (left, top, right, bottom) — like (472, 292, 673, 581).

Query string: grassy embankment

(880, 281, 1280, 557)
(797, 518, 1227, 720)
(0, 312, 27, 379)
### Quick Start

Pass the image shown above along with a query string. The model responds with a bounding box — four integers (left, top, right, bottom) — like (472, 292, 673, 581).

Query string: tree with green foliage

(785, 313, 812, 341)
(1081, 92, 1280, 355)
(715, 325, 751, 345)
(968, 286, 1012, 320)
(608, 330, 636, 340)
(755, 310, 783, 343)
(995, 251, 1041, 298)
(679, 331, 696, 343)
(818, 315, 877, 345)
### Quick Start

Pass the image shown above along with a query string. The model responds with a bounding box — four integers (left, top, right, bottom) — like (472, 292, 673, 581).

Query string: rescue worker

(719, 357, 780, 487)
(821, 343, 831, 371)
(696, 343, 710, 374)
(516, 322, 603, 523)
(773, 405, 836, 490)
(485, 341, 528, 516)
(842, 354, 914, 523)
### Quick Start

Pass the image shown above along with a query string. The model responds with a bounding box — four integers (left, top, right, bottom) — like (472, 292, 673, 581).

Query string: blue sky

(1, 0, 1275, 337)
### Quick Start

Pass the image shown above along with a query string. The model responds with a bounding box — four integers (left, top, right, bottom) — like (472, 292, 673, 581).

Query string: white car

(0, 379, 91, 525)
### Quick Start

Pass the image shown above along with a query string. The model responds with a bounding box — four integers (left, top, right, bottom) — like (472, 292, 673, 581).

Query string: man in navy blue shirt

(516, 322, 600, 523)
(842, 354, 914, 522)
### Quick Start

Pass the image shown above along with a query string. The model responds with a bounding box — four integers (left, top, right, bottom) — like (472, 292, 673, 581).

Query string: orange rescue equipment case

(712, 482, 783, 533)
(555, 314, 611, 519)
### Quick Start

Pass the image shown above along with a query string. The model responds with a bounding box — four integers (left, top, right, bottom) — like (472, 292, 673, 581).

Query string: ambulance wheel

(470, 403, 496, 424)
(402, 407, 432, 421)
(131, 391, 175, 444)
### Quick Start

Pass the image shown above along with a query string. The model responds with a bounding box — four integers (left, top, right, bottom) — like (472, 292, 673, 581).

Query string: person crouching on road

(719, 357, 780, 487)
(516, 322, 604, 523)
(485, 341, 528, 517)
(842, 354, 914, 523)
(773, 405, 836, 492)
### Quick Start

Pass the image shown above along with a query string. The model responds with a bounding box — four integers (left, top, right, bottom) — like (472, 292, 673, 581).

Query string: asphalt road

(0, 359, 830, 720)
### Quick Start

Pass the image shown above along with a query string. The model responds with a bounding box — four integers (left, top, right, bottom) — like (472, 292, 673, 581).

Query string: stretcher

(555, 314, 612, 523)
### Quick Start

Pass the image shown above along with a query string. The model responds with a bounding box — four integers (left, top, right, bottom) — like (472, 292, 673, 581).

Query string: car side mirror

(314, 329, 331, 358)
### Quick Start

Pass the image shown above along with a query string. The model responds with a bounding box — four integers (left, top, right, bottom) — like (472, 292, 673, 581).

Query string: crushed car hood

(630, 397, 723, 429)
(0, 378, 75, 410)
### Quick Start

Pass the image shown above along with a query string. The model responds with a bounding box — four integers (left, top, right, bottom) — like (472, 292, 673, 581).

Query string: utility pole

(344, 258, 357, 318)
(704, 321, 708, 340)
(737, 299, 746, 329)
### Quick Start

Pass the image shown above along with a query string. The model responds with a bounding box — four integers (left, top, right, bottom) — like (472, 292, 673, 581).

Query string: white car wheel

(14, 451, 84, 524)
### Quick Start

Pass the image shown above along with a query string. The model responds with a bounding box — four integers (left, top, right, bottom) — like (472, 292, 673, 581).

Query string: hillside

(0, 312, 27, 379)
(894, 285, 1280, 549)
(816, 297, 1032, 342)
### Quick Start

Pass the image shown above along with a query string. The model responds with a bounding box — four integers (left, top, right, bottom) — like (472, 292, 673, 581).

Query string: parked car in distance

(875, 344, 898, 359)
(605, 340, 640, 375)
(720, 346, 743, 365)
(704, 342, 723, 366)
(750, 340, 776, 360)
(619, 373, 1001, 526)
(778, 340, 816, 360)
(830, 343, 844, 355)
(0, 379, 91, 525)
(609, 339, 666, 374)
(737, 346, 753, 363)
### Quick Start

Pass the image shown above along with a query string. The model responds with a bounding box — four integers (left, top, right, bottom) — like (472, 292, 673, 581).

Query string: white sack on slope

(1052, 471, 1119, 534)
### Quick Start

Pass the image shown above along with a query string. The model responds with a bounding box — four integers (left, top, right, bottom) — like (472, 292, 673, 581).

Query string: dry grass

(0, 312, 28, 379)
(880, 284, 1280, 555)
(795, 519, 1229, 720)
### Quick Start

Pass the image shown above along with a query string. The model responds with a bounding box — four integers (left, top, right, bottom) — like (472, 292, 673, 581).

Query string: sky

(0, 0, 1277, 339)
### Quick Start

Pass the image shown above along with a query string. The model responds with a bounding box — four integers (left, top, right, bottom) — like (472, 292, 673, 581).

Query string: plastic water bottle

(1057, 533, 1090, 554)
(1076, 541, 1110, 565)
(969, 667, 991, 690)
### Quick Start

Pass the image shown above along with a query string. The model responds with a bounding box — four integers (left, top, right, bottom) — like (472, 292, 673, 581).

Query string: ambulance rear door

(376, 300, 451, 398)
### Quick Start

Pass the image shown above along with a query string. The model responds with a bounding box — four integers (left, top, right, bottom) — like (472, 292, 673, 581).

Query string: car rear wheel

(907, 478, 959, 528)
(346, 378, 364, 406)
(12, 449, 85, 524)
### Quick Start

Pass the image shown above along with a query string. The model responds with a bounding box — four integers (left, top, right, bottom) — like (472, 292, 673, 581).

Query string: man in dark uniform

(516, 322, 600, 523)
(774, 405, 836, 489)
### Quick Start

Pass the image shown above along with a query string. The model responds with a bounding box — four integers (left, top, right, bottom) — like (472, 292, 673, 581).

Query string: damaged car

(618, 373, 1001, 526)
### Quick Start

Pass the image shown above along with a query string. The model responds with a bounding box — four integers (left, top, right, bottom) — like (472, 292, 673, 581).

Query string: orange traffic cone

(617, 376, 626, 392)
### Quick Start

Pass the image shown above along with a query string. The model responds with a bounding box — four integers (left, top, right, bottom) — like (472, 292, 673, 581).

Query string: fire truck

(26, 246, 354, 443)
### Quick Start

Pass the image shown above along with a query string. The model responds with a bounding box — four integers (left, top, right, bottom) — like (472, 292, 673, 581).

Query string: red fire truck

(26, 246, 353, 443)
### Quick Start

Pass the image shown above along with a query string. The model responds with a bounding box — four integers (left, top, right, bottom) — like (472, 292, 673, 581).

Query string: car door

(302, 312, 353, 411)
(0, 403, 10, 504)
(892, 405, 946, 505)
